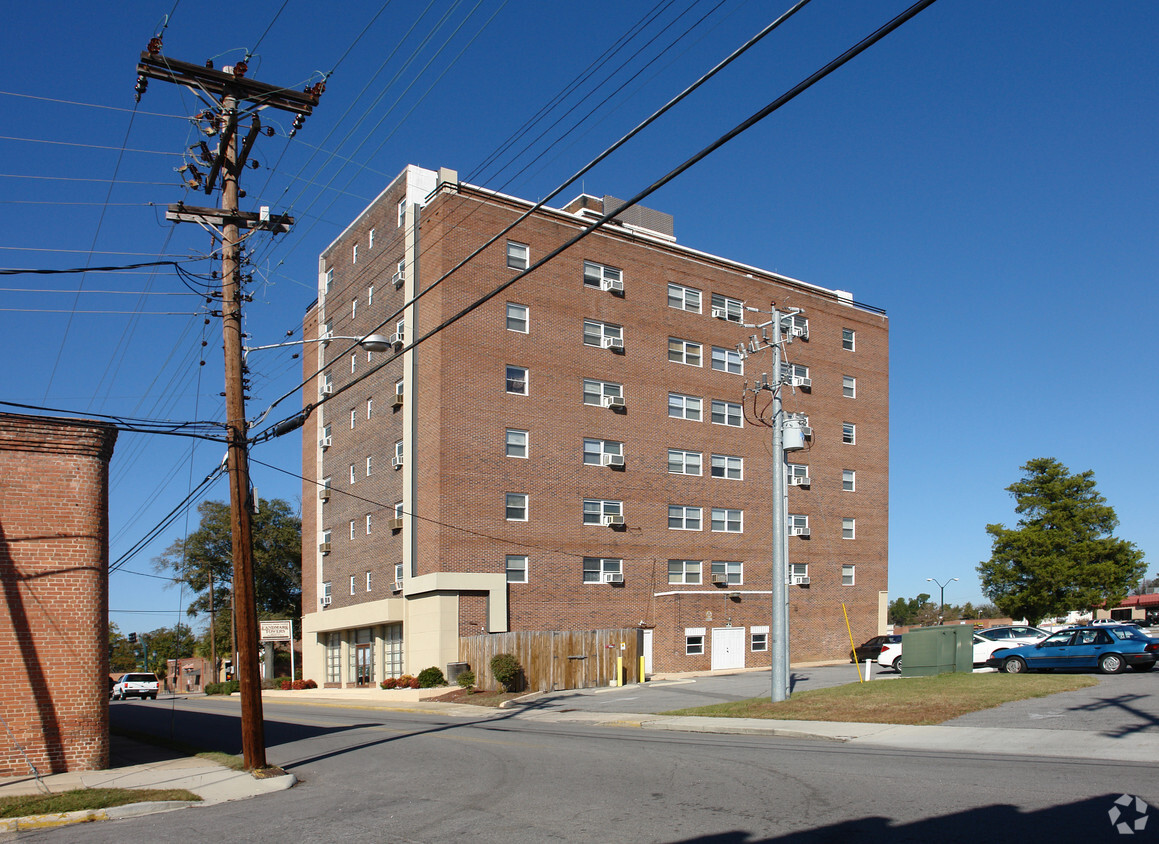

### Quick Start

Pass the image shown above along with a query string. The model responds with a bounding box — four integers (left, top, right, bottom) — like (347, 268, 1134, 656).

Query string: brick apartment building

(300, 165, 888, 686)
(0, 413, 117, 775)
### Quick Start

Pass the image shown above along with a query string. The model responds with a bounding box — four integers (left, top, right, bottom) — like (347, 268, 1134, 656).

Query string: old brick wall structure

(0, 413, 117, 776)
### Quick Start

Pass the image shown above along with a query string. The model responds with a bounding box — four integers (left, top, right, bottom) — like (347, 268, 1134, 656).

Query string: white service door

(642, 629, 653, 676)
(711, 627, 745, 671)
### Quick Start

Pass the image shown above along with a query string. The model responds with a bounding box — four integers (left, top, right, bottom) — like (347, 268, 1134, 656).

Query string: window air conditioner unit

(790, 527, 811, 537)
(392, 580, 403, 592)
(318, 436, 332, 449)
(601, 514, 625, 526)
(600, 278, 624, 293)
(601, 336, 624, 350)
(392, 271, 404, 288)
(389, 333, 404, 348)
(788, 476, 809, 487)
(788, 376, 811, 389)
(711, 308, 728, 320)
(602, 572, 624, 583)
(711, 574, 730, 585)
(792, 575, 811, 586)
(320, 384, 333, 396)
(319, 542, 332, 554)
(391, 393, 404, 408)
(789, 325, 808, 339)
(602, 395, 626, 408)
(601, 453, 625, 467)
(391, 456, 404, 469)
(319, 488, 331, 501)
(320, 596, 332, 607)
(388, 518, 404, 531)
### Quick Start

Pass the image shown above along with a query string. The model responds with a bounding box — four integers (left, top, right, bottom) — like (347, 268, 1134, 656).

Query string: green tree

(888, 593, 932, 626)
(109, 623, 138, 673)
(153, 498, 302, 628)
(979, 458, 1146, 625)
(141, 624, 198, 676)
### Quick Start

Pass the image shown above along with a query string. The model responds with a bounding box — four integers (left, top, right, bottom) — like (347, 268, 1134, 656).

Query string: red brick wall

(0, 413, 117, 775)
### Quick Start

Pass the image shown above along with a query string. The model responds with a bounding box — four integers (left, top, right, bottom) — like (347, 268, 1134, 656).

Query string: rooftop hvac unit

(388, 518, 404, 531)
(320, 596, 332, 607)
(711, 574, 730, 585)
(790, 527, 811, 537)
(601, 514, 625, 526)
(601, 453, 625, 467)
(391, 456, 404, 469)
(602, 395, 626, 408)
(792, 575, 811, 586)
(601, 336, 624, 350)
(711, 308, 728, 320)
(318, 436, 332, 449)
(319, 488, 331, 501)
(603, 572, 624, 583)
(318, 542, 332, 554)
(392, 580, 403, 592)
(392, 271, 404, 288)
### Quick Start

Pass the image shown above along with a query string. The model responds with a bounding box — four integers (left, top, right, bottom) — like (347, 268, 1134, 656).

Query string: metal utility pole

(135, 40, 321, 770)
(927, 576, 958, 624)
(739, 304, 804, 702)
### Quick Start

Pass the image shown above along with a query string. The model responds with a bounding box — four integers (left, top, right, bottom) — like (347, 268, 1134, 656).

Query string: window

(506, 365, 528, 395)
(843, 376, 856, 398)
(786, 313, 809, 338)
(710, 293, 743, 322)
(396, 258, 406, 285)
(320, 423, 332, 448)
(790, 562, 809, 580)
(352, 244, 358, 264)
(842, 565, 856, 586)
(668, 560, 702, 585)
(395, 378, 404, 400)
(583, 499, 623, 525)
(787, 463, 809, 485)
(397, 198, 406, 227)
(506, 429, 528, 458)
(367, 398, 374, 419)
(506, 302, 529, 333)
(322, 320, 333, 342)
(711, 560, 743, 585)
(506, 555, 528, 584)
(394, 440, 404, 465)
(321, 372, 333, 397)
(350, 408, 357, 429)
(349, 520, 356, 540)
(783, 362, 810, 387)
(842, 470, 856, 492)
(711, 454, 743, 480)
(667, 449, 702, 476)
(583, 378, 623, 406)
(752, 627, 769, 652)
(506, 493, 528, 521)
(583, 557, 622, 584)
(366, 514, 372, 535)
(321, 477, 331, 500)
(685, 628, 705, 655)
(842, 422, 856, 445)
(710, 400, 742, 427)
(668, 338, 702, 367)
(668, 505, 702, 531)
(668, 392, 702, 421)
(711, 346, 743, 375)
(351, 353, 357, 374)
(583, 438, 623, 465)
(788, 514, 809, 534)
(507, 240, 529, 270)
(394, 562, 404, 583)
(668, 282, 701, 312)
(351, 299, 357, 320)
(711, 508, 743, 533)
(321, 529, 332, 548)
(325, 630, 339, 682)
(393, 501, 404, 519)
(367, 285, 374, 306)
(842, 518, 856, 540)
(368, 228, 375, 249)
(366, 456, 373, 476)
(366, 571, 373, 591)
(583, 319, 623, 348)
(350, 575, 356, 596)
(349, 464, 356, 485)
(842, 328, 856, 351)
(324, 268, 333, 293)
(583, 261, 622, 290)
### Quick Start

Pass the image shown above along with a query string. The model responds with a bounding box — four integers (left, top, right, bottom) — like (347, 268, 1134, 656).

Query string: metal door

(711, 627, 745, 671)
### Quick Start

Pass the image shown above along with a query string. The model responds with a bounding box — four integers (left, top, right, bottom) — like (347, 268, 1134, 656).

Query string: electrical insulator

(147, 37, 162, 55)
(134, 75, 148, 102)
(289, 113, 305, 138)
(233, 60, 248, 78)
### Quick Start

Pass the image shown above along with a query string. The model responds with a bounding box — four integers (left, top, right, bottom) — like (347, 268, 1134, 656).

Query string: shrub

(417, 667, 446, 688)
(490, 653, 522, 692)
(281, 680, 292, 691)
(397, 674, 415, 688)
(291, 679, 308, 690)
(409, 677, 421, 689)
(262, 676, 291, 690)
(304, 679, 317, 689)
(204, 680, 239, 696)
(456, 670, 476, 693)
(381, 677, 398, 689)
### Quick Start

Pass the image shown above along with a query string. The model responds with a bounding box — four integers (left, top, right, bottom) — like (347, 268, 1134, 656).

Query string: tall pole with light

(927, 576, 958, 624)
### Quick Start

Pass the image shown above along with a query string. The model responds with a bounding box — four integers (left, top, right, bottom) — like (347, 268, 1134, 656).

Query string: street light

(927, 576, 958, 624)
(244, 333, 392, 359)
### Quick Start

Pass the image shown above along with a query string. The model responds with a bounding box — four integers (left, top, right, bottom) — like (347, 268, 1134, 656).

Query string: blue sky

(2, 0, 1155, 636)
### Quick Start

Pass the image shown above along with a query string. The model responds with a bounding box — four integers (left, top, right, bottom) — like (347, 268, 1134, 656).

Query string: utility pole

(135, 39, 321, 770)
(739, 304, 805, 702)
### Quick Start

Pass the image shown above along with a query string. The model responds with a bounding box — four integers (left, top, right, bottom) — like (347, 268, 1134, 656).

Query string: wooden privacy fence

(459, 628, 644, 692)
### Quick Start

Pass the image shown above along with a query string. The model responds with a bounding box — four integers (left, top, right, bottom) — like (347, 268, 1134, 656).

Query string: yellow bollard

(842, 602, 864, 682)
(615, 655, 623, 687)
(639, 655, 645, 683)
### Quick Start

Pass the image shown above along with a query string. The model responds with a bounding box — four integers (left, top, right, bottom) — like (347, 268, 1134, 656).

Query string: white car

(877, 638, 903, 672)
(972, 625, 1049, 666)
(112, 672, 159, 700)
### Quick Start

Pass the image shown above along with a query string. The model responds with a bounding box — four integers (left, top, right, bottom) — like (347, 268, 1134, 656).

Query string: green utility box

(900, 625, 974, 677)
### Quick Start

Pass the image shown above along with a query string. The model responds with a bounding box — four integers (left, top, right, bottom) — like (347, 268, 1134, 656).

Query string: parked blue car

(988, 624, 1158, 675)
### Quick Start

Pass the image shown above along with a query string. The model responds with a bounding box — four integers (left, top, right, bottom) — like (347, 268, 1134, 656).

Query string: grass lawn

(661, 672, 1100, 725)
(0, 788, 200, 819)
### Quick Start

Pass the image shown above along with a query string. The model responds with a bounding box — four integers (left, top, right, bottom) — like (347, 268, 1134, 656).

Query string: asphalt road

(23, 690, 1158, 844)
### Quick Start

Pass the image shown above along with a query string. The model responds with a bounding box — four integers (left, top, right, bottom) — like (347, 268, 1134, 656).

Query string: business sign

(259, 620, 293, 642)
